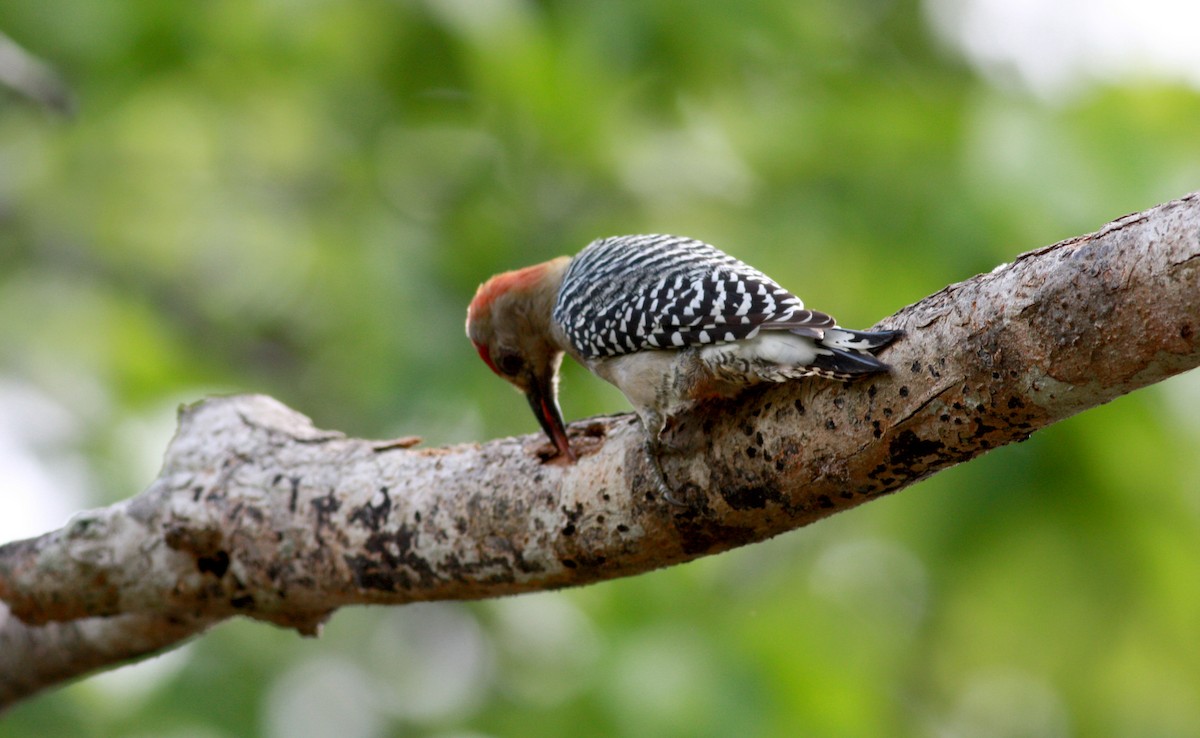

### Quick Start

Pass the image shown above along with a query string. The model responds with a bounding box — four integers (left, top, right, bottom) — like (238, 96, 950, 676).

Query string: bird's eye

(497, 352, 524, 376)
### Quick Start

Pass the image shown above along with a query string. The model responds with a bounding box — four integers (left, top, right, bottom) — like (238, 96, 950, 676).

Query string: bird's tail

(805, 328, 903, 379)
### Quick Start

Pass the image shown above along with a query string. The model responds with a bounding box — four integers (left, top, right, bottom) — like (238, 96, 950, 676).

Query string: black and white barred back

(554, 235, 838, 360)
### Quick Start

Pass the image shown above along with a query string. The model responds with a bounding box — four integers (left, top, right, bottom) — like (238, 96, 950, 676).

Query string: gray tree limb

(0, 31, 73, 116)
(1, 192, 1198, 709)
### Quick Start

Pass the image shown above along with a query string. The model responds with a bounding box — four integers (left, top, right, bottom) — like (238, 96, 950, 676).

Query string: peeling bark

(1, 192, 1198, 709)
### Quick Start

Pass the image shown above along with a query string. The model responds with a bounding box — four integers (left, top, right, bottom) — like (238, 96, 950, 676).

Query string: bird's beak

(526, 375, 575, 461)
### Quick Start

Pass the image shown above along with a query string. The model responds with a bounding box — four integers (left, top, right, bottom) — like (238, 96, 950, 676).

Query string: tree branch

(2, 192, 1198, 708)
(0, 604, 212, 707)
(0, 31, 73, 116)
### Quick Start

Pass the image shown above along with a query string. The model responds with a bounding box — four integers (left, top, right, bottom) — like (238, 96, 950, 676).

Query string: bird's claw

(645, 438, 687, 507)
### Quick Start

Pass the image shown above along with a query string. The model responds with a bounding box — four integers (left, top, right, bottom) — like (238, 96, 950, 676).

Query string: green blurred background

(2, 0, 1200, 736)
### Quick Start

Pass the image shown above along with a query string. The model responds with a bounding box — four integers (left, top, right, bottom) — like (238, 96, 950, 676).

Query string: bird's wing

(637, 265, 835, 349)
(557, 235, 836, 359)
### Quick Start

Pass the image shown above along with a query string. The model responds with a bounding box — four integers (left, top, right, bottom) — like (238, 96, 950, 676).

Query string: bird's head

(466, 256, 575, 460)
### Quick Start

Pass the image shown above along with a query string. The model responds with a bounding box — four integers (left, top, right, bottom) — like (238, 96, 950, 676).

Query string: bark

(1, 192, 1198, 709)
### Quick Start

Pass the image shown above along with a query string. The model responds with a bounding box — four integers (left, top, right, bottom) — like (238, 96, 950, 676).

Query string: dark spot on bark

(345, 554, 408, 591)
(349, 487, 392, 532)
(794, 399, 806, 415)
(833, 396, 845, 409)
(883, 407, 893, 417)
(617, 523, 629, 533)
(1008, 396, 1026, 409)
(310, 490, 340, 533)
(414, 511, 421, 522)
(562, 559, 578, 569)
(197, 550, 230, 578)
(939, 413, 950, 422)
(755, 431, 764, 446)
(602, 493, 611, 501)
(952, 401, 963, 410)
(288, 476, 301, 513)
(563, 523, 576, 536)
(751, 407, 761, 417)
(1182, 324, 1194, 340)
(675, 519, 758, 556)
(192, 486, 204, 502)
(721, 484, 781, 511)
(347, 523, 440, 592)
(746, 446, 758, 458)
(899, 386, 909, 397)
(230, 595, 255, 609)
(775, 458, 786, 471)
(817, 495, 834, 509)
(975, 403, 985, 412)
(992, 371, 1000, 379)
(888, 430, 945, 466)
(272, 473, 283, 485)
(561, 503, 583, 524)
(596, 515, 605, 524)
(740, 422, 754, 436)
(868, 385, 877, 398)
(166, 526, 226, 576)
(825, 419, 836, 430)
(910, 360, 922, 373)
(872, 420, 882, 438)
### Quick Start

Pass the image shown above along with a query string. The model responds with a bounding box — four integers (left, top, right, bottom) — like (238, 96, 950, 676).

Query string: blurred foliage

(2, 0, 1200, 736)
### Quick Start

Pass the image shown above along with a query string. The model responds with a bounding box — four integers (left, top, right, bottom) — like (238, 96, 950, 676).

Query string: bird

(466, 234, 901, 501)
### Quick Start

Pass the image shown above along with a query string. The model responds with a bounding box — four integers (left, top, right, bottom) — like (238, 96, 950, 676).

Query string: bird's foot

(644, 438, 687, 507)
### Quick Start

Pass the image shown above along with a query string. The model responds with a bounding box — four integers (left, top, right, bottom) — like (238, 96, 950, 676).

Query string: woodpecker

(466, 234, 900, 497)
